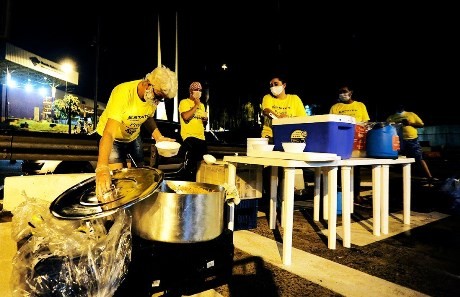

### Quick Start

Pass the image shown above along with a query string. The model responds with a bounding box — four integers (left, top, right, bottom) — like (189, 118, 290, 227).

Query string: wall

(418, 125, 460, 148)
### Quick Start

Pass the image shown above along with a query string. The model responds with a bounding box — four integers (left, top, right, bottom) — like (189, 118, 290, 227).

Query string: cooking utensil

(131, 180, 226, 243)
(50, 167, 164, 220)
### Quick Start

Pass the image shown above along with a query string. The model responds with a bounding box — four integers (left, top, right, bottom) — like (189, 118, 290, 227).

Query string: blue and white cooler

(272, 115, 356, 159)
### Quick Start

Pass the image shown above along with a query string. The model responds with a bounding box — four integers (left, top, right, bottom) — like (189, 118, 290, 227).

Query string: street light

(61, 61, 74, 94)
(61, 60, 75, 134)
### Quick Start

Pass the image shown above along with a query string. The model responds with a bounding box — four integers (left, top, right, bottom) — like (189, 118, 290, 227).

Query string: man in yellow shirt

(329, 85, 370, 122)
(386, 104, 436, 182)
(330, 85, 370, 206)
(179, 81, 208, 179)
(95, 65, 178, 198)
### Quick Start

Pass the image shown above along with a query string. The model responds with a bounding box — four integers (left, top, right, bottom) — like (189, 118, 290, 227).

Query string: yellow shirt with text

(261, 94, 307, 138)
(179, 98, 206, 141)
(96, 80, 156, 142)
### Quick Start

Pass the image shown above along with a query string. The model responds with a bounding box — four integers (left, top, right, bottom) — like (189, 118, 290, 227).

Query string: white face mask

(339, 93, 351, 102)
(192, 91, 202, 99)
(270, 86, 284, 97)
(144, 86, 155, 104)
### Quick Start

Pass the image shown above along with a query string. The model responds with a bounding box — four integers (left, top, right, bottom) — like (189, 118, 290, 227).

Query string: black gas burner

(114, 229, 234, 297)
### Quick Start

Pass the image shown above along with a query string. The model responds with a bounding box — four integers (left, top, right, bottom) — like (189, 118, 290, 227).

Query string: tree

(53, 94, 82, 124)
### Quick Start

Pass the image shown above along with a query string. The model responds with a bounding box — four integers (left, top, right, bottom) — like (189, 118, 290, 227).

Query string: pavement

(1, 159, 460, 296)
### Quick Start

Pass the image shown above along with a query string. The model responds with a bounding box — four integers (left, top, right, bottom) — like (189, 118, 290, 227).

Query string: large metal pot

(49, 168, 227, 244)
(131, 180, 226, 243)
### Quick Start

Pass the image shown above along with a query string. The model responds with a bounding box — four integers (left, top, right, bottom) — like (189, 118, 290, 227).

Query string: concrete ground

(1, 160, 459, 296)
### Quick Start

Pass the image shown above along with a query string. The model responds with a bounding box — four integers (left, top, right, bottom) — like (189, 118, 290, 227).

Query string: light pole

(61, 61, 74, 134)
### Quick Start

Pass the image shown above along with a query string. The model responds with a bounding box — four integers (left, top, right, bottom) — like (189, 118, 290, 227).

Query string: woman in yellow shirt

(261, 75, 307, 142)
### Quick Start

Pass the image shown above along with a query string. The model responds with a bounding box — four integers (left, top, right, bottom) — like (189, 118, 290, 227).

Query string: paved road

(0, 160, 23, 203)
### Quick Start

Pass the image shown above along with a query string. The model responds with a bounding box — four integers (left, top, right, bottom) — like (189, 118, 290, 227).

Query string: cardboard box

(196, 162, 263, 199)
(272, 115, 356, 159)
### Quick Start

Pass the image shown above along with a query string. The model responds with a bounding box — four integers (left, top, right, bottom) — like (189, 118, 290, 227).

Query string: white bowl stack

(252, 144, 275, 152)
(247, 138, 268, 154)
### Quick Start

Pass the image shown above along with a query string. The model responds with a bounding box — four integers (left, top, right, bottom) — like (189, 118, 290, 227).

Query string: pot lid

(50, 167, 164, 220)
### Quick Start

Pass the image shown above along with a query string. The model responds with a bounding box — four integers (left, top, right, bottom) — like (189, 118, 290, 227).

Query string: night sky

(3, 1, 458, 125)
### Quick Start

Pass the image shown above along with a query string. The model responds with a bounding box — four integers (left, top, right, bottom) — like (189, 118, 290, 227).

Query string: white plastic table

(224, 155, 415, 265)
(322, 157, 415, 248)
(224, 155, 339, 265)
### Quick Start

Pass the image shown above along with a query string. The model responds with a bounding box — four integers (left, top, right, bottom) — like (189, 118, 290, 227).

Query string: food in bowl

(282, 142, 306, 153)
(252, 144, 275, 152)
(166, 182, 217, 194)
(155, 141, 181, 157)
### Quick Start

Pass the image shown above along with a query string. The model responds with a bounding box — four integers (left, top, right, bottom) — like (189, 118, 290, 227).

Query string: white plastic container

(247, 138, 268, 154)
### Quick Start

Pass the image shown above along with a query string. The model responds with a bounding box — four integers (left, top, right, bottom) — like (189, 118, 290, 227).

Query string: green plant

(53, 94, 82, 123)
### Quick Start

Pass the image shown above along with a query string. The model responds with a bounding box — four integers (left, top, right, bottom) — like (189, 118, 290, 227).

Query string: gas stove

(114, 229, 234, 297)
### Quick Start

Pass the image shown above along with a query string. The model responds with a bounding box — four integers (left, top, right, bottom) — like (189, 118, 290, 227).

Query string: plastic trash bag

(440, 177, 460, 198)
(10, 193, 132, 297)
(440, 177, 460, 212)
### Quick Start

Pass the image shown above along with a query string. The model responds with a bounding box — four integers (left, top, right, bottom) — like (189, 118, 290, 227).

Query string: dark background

(2, 1, 458, 125)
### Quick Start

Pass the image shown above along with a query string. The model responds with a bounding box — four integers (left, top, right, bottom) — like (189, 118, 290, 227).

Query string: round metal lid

(50, 167, 164, 220)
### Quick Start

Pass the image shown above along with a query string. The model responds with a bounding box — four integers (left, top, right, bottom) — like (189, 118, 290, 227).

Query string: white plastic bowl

(203, 154, 217, 165)
(282, 142, 306, 153)
(252, 144, 275, 152)
(155, 141, 181, 157)
(247, 138, 269, 153)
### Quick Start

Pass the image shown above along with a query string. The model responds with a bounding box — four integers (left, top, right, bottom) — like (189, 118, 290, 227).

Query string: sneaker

(421, 177, 440, 185)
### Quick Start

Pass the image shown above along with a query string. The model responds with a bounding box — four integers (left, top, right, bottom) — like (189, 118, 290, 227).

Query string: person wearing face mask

(330, 85, 370, 122)
(386, 104, 437, 183)
(261, 75, 307, 141)
(330, 85, 370, 207)
(95, 65, 178, 199)
(178, 81, 209, 180)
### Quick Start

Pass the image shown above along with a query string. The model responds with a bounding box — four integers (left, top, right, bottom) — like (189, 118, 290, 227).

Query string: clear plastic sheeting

(10, 194, 132, 297)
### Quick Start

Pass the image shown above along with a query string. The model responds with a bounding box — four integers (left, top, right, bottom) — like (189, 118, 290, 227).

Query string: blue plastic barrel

(337, 192, 342, 215)
(366, 123, 399, 159)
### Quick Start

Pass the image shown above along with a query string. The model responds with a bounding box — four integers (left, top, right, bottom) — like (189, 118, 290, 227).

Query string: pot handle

(223, 184, 240, 231)
(223, 184, 240, 206)
(226, 200, 235, 231)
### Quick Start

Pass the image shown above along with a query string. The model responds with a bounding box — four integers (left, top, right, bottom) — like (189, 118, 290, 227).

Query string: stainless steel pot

(131, 180, 226, 243)
(50, 168, 227, 244)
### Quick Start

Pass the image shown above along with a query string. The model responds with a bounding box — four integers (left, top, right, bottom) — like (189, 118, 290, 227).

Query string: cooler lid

(50, 167, 164, 220)
(273, 115, 356, 125)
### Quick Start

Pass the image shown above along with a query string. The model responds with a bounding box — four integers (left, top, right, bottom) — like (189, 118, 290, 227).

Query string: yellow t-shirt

(261, 94, 307, 138)
(96, 80, 156, 142)
(386, 111, 423, 140)
(329, 101, 370, 123)
(179, 98, 206, 141)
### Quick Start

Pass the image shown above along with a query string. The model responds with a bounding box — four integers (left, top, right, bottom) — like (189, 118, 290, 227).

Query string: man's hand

(158, 136, 176, 142)
(95, 165, 113, 202)
(192, 92, 201, 105)
(401, 119, 410, 126)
